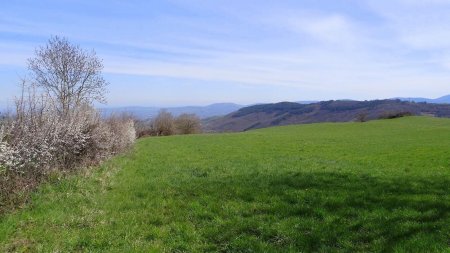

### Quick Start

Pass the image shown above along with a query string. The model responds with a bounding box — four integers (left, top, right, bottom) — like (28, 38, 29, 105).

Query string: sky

(1, 0, 450, 107)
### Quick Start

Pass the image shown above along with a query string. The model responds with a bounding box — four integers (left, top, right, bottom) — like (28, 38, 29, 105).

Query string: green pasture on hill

(0, 116, 449, 252)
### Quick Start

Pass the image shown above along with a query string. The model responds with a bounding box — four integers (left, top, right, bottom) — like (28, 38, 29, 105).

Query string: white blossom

(0, 102, 136, 175)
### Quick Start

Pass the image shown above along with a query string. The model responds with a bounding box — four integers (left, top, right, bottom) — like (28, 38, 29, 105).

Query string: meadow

(0, 116, 449, 252)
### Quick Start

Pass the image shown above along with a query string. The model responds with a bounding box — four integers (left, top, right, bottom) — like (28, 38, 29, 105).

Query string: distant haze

(395, 95, 450, 104)
(99, 95, 450, 119)
(99, 103, 244, 119)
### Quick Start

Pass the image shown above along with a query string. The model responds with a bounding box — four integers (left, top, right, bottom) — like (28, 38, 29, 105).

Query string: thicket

(0, 37, 136, 212)
(136, 110, 202, 138)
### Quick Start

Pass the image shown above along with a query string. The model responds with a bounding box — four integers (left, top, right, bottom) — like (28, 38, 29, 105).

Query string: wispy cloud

(1, 0, 449, 106)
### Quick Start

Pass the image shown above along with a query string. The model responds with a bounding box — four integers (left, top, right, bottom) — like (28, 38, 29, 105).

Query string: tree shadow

(170, 170, 450, 252)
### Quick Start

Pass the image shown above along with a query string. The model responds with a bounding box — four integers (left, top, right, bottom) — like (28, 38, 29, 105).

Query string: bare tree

(28, 36, 108, 117)
(175, 113, 201, 134)
(153, 110, 175, 136)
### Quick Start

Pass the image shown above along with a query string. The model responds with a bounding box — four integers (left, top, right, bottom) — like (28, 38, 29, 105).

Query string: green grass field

(0, 117, 449, 252)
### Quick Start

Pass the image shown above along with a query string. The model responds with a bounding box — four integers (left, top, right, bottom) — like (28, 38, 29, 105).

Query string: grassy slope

(0, 117, 449, 252)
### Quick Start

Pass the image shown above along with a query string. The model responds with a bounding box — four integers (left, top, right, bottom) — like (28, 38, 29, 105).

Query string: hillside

(205, 99, 450, 132)
(1, 117, 449, 252)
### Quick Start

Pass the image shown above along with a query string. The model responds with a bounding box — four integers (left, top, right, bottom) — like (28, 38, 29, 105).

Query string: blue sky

(1, 0, 450, 107)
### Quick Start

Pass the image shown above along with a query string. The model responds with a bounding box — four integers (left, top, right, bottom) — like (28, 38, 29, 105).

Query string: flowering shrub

(1, 36, 136, 212)
(0, 110, 136, 174)
(0, 127, 18, 173)
(105, 115, 136, 153)
(0, 97, 136, 209)
(87, 113, 136, 160)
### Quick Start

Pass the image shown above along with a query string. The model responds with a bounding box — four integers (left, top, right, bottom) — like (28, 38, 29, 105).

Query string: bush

(101, 114, 136, 154)
(135, 111, 203, 138)
(378, 111, 413, 119)
(135, 119, 156, 138)
(355, 112, 368, 122)
(175, 114, 201, 134)
(0, 37, 136, 213)
(0, 87, 136, 212)
(153, 110, 175, 136)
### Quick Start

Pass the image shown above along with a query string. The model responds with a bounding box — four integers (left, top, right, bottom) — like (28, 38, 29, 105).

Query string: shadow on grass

(167, 171, 450, 252)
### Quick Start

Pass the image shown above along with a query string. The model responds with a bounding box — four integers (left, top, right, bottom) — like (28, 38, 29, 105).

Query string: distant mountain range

(5, 94, 448, 121)
(204, 99, 450, 132)
(99, 103, 244, 119)
(96, 94, 449, 120)
(396, 95, 450, 104)
(296, 95, 450, 105)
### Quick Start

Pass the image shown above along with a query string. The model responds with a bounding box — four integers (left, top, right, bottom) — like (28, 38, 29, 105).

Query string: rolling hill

(205, 99, 450, 132)
(1, 117, 449, 252)
(96, 95, 450, 121)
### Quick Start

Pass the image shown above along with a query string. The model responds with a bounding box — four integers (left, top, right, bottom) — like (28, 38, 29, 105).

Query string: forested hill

(204, 99, 450, 132)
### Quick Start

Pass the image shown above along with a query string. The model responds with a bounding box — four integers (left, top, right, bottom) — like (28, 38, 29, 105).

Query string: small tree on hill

(175, 114, 201, 134)
(356, 112, 368, 122)
(153, 110, 175, 136)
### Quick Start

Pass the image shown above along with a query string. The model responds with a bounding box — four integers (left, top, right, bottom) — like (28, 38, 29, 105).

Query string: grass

(0, 116, 449, 252)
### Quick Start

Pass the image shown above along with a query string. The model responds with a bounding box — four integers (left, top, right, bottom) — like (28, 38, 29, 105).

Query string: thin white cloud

(367, 0, 450, 49)
(280, 14, 359, 46)
(1, 0, 449, 105)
